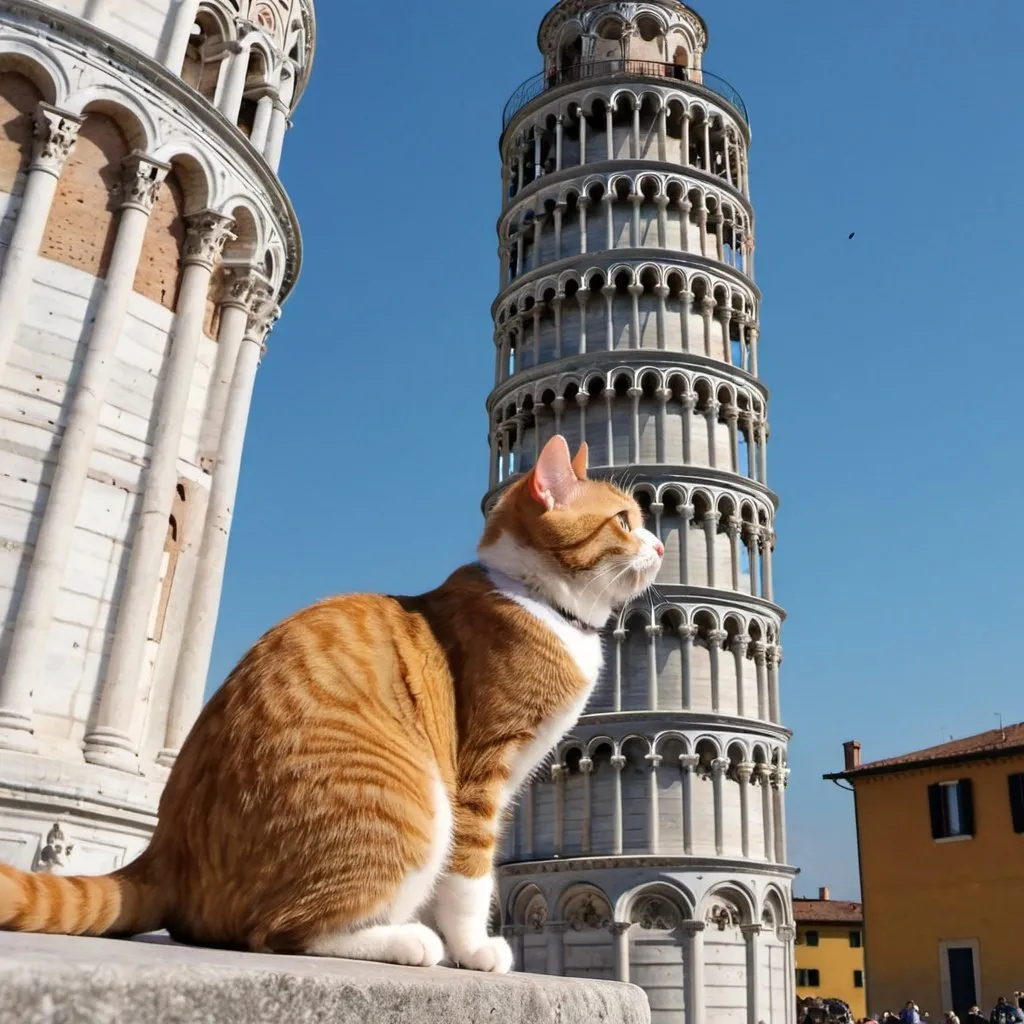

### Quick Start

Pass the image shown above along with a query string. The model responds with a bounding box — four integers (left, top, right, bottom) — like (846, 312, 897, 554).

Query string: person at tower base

(0, 436, 663, 972)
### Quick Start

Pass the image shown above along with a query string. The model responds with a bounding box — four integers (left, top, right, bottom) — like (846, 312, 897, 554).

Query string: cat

(0, 434, 664, 972)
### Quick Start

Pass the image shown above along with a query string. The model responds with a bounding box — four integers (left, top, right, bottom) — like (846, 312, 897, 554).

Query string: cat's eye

(617, 511, 632, 532)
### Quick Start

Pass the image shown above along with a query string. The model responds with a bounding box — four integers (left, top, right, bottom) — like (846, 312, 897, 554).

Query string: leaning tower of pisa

(491, 4, 795, 1023)
(0, 0, 312, 874)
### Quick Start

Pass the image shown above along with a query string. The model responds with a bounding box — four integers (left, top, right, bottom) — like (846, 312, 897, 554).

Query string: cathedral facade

(0, 0, 312, 874)
(490, 4, 796, 1023)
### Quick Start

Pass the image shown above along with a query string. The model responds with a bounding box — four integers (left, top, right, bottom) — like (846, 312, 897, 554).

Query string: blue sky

(207, 0, 1024, 900)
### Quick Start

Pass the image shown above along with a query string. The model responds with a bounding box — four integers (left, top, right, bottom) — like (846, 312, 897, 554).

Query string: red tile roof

(792, 899, 862, 924)
(825, 721, 1024, 780)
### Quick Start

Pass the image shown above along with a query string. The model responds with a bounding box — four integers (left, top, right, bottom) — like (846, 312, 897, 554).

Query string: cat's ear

(529, 435, 580, 511)
(571, 442, 589, 480)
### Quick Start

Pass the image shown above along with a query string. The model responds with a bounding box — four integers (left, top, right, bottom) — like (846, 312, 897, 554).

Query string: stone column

(631, 103, 641, 159)
(627, 386, 641, 459)
(724, 402, 740, 469)
(545, 922, 567, 976)
(551, 292, 563, 359)
(85, 211, 234, 770)
(779, 925, 797, 1023)
(700, 295, 715, 356)
(157, 289, 278, 767)
(727, 516, 741, 590)
(679, 623, 696, 708)
(744, 525, 761, 596)
(578, 112, 587, 166)
(656, 105, 667, 161)
(0, 154, 169, 759)
(602, 282, 615, 350)
(605, 104, 614, 160)
(736, 761, 754, 857)
(679, 288, 692, 351)
(162, 0, 202, 71)
(645, 752, 662, 854)
(680, 752, 698, 854)
(645, 624, 661, 709)
(680, 112, 691, 167)
(711, 756, 729, 855)
(707, 628, 726, 713)
(553, 205, 564, 262)
(217, 41, 250, 125)
(197, 265, 262, 468)
(611, 921, 632, 983)
(732, 633, 749, 717)
(654, 388, 668, 461)
(720, 308, 734, 364)
(704, 400, 720, 467)
(249, 88, 277, 153)
(683, 920, 706, 1024)
(603, 193, 614, 252)
(752, 641, 768, 721)
(743, 923, 764, 1024)
(552, 762, 565, 856)
(654, 195, 668, 248)
(576, 289, 589, 353)
(579, 755, 593, 854)
(702, 510, 720, 588)
(654, 284, 668, 349)
(762, 528, 775, 600)
(772, 765, 790, 863)
(554, 114, 563, 171)
(628, 192, 641, 248)
(612, 628, 625, 710)
(610, 752, 625, 855)
(604, 388, 615, 466)
(757, 764, 775, 861)
(768, 644, 781, 723)
(0, 105, 82, 381)
(627, 283, 642, 347)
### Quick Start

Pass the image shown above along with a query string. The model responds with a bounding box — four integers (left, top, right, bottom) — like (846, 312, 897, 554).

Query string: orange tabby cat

(0, 435, 663, 972)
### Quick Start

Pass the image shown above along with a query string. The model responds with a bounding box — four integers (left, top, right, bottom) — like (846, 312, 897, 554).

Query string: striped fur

(0, 436, 662, 967)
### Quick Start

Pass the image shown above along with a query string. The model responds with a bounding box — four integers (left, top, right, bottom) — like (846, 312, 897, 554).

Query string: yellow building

(793, 886, 866, 1018)
(825, 723, 1024, 1020)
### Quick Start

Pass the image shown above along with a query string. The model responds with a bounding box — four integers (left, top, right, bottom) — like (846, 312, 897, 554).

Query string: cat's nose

(653, 540, 664, 557)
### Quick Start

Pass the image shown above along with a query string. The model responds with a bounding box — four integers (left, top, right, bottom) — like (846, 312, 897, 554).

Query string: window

(928, 779, 975, 840)
(854, 970, 864, 988)
(1009, 773, 1024, 834)
(796, 969, 820, 987)
(849, 930, 862, 948)
(805, 930, 819, 947)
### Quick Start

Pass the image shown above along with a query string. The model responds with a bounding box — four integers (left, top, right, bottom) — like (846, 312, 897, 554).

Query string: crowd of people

(860, 996, 1024, 1024)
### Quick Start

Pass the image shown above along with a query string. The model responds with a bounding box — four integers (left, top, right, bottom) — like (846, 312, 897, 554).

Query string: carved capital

(680, 393, 697, 411)
(707, 628, 728, 649)
(612, 628, 627, 642)
(645, 753, 663, 768)
(648, 501, 665, 516)
(609, 754, 626, 770)
(778, 925, 796, 941)
(120, 152, 171, 213)
(220, 264, 265, 311)
(31, 104, 83, 176)
(575, 392, 590, 408)
(677, 503, 695, 523)
(679, 753, 700, 770)
(741, 923, 764, 937)
(680, 920, 706, 937)
(654, 387, 671, 403)
(183, 210, 236, 269)
(701, 295, 717, 315)
(609, 920, 633, 936)
(751, 640, 768, 664)
(754, 763, 773, 785)
(627, 386, 643, 401)
(702, 510, 721, 527)
(730, 633, 751, 654)
(578, 756, 594, 774)
(711, 756, 731, 776)
(677, 623, 698, 641)
(245, 286, 280, 348)
(735, 761, 755, 783)
(645, 624, 663, 640)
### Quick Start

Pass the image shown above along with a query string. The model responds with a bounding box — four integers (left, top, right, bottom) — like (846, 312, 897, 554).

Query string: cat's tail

(0, 855, 166, 936)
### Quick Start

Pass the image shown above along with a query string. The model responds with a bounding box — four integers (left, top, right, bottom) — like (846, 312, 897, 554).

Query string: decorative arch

(0, 40, 68, 105)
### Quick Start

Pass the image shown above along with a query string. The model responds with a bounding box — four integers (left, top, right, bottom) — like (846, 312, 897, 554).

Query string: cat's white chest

(487, 574, 604, 805)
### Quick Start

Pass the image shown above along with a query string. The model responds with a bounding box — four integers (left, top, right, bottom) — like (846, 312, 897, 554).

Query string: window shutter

(928, 783, 945, 839)
(1009, 774, 1024, 834)
(958, 778, 975, 836)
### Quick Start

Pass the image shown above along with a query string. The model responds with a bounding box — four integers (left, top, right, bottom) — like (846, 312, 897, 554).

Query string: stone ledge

(0, 931, 651, 1024)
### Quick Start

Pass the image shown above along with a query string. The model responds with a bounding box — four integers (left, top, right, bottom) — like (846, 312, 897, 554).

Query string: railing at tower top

(502, 60, 748, 129)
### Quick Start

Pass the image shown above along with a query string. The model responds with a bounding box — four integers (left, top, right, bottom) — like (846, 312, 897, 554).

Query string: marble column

(610, 752, 625, 854)
(217, 40, 250, 125)
(736, 761, 754, 858)
(645, 752, 662, 854)
(744, 923, 764, 1024)
(545, 921, 567, 976)
(579, 755, 594, 854)
(158, 286, 278, 766)
(772, 766, 790, 863)
(680, 752, 698, 854)
(683, 920, 706, 1024)
(249, 88, 277, 153)
(612, 921, 632, 983)
(86, 211, 234, 770)
(758, 765, 775, 861)
(0, 154, 169, 760)
(0, 105, 82, 381)
(711, 756, 729, 855)
(162, 0, 202, 71)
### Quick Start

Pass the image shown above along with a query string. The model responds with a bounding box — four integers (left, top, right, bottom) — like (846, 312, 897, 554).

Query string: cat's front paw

(454, 936, 514, 974)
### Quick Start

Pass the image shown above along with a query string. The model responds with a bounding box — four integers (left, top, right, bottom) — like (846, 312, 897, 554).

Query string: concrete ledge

(0, 932, 651, 1024)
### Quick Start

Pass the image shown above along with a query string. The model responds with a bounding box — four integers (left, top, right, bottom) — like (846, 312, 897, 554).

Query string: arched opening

(40, 110, 129, 277)
(182, 9, 227, 101)
(0, 70, 43, 196)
